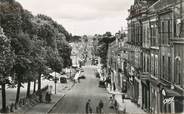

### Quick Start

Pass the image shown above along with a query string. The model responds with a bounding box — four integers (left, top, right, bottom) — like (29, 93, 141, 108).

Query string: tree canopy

(0, 0, 73, 110)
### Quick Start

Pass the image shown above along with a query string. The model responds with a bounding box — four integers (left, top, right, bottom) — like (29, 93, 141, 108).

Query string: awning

(149, 78, 160, 87)
(164, 88, 182, 97)
(49, 72, 67, 78)
(108, 90, 125, 95)
(141, 78, 149, 87)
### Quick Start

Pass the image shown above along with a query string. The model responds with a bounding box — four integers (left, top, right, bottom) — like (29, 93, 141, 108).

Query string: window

(168, 57, 172, 81)
(150, 21, 158, 47)
(143, 25, 146, 47)
(160, 19, 172, 45)
(175, 57, 181, 85)
(143, 53, 146, 72)
(147, 54, 150, 72)
(155, 55, 159, 77)
(174, 2, 184, 37)
(151, 54, 154, 75)
(161, 56, 165, 79)
(174, 18, 184, 37)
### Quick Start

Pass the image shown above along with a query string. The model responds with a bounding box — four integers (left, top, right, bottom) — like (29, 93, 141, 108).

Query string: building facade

(106, 0, 184, 113)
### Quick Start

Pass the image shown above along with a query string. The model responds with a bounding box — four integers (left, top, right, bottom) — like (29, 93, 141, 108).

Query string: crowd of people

(85, 95, 124, 114)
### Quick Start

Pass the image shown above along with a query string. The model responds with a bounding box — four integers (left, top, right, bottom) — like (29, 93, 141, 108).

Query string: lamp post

(54, 50, 57, 95)
(55, 71, 56, 94)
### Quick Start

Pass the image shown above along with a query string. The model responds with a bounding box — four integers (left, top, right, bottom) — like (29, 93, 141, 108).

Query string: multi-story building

(107, 32, 128, 92)
(151, 0, 183, 113)
(126, 0, 153, 108)
(125, 0, 184, 113)
(106, 0, 184, 113)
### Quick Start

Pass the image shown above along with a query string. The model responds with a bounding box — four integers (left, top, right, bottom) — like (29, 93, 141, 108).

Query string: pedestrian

(98, 100, 104, 113)
(122, 102, 126, 114)
(89, 106, 93, 113)
(114, 99, 118, 111)
(45, 92, 51, 103)
(109, 97, 113, 109)
(113, 83, 116, 91)
(85, 99, 92, 114)
(122, 94, 125, 103)
(48, 92, 51, 103)
(96, 105, 100, 113)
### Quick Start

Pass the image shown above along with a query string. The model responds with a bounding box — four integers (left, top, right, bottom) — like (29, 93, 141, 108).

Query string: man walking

(86, 99, 92, 114)
(98, 100, 104, 113)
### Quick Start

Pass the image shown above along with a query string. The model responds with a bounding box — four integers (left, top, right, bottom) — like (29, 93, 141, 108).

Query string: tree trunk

(37, 73, 42, 102)
(33, 80, 36, 93)
(1, 84, 7, 113)
(26, 81, 31, 98)
(15, 81, 21, 104)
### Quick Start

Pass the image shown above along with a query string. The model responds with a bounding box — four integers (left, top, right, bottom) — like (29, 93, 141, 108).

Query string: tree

(30, 37, 48, 101)
(0, 27, 14, 112)
(96, 32, 115, 67)
(0, 0, 23, 38)
(11, 32, 33, 103)
(1, 0, 72, 104)
(57, 37, 72, 68)
(46, 48, 63, 73)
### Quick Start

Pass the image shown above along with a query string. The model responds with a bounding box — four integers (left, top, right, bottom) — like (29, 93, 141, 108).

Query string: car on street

(60, 77, 67, 83)
(98, 80, 106, 88)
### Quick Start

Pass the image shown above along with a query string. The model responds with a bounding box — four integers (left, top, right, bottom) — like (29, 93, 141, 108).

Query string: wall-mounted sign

(163, 97, 174, 105)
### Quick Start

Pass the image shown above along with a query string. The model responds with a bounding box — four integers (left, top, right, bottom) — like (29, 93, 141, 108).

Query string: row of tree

(0, 0, 72, 112)
(92, 32, 115, 67)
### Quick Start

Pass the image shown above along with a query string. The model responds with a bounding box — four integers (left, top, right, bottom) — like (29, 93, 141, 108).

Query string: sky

(17, 0, 134, 36)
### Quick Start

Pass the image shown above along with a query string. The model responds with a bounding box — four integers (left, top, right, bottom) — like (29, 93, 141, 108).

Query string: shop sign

(163, 97, 175, 104)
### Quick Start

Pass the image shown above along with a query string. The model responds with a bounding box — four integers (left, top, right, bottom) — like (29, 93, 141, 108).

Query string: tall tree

(96, 32, 115, 67)
(11, 32, 33, 103)
(0, 27, 14, 112)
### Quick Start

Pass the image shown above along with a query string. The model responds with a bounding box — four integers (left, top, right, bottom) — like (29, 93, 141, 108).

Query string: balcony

(170, 38, 184, 44)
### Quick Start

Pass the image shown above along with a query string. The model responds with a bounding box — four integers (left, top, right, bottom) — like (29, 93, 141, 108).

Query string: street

(50, 65, 115, 113)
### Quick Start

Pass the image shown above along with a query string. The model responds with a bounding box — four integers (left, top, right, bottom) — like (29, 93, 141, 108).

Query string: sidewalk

(17, 79, 75, 113)
(24, 94, 65, 113)
(106, 87, 146, 114)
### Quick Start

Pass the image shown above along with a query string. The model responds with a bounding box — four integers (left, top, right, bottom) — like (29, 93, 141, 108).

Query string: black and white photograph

(0, 0, 184, 113)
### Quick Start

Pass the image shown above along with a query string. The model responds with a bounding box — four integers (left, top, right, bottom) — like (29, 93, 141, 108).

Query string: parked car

(98, 80, 106, 88)
(60, 77, 67, 83)
(78, 75, 86, 79)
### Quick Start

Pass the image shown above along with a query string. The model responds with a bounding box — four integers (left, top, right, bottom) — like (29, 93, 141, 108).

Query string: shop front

(160, 87, 184, 113)
(133, 77, 140, 104)
(149, 78, 160, 114)
(141, 79, 150, 112)
(127, 75, 134, 100)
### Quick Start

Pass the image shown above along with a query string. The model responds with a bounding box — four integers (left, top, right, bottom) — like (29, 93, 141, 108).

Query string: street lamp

(54, 50, 57, 95)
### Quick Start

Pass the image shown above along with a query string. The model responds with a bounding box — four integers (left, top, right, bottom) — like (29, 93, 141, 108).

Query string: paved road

(50, 65, 115, 113)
